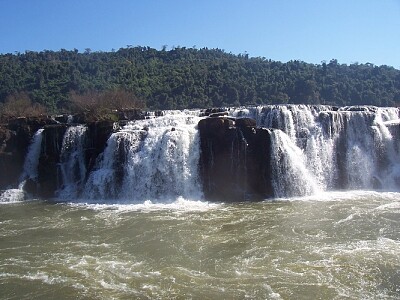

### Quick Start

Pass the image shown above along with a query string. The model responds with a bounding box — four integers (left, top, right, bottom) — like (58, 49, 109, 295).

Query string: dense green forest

(0, 46, 399, 116)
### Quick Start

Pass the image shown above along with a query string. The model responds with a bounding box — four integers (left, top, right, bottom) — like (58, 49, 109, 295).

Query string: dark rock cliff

(198, 115, 273, 201)
(35, 121, 116, 198)
(0, 117, 57, 188)
(0, 111, 147, 197)
(0, 117, 116, 197)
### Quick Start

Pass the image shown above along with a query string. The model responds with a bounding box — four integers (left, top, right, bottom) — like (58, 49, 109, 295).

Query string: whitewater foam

(231, 105, 400, 197)
(66, 197, 220, 213)
(81, 112, 204, 201)
(0, 189, 25, 204)
(273, 190, 400, 202)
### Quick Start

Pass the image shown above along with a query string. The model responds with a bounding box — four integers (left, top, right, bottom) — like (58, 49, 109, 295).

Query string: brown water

(1, 191, 399, 299)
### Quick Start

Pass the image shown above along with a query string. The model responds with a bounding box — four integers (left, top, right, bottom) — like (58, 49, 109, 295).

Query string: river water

(1, 191, 399, 299)
(1, 105, 400, 298)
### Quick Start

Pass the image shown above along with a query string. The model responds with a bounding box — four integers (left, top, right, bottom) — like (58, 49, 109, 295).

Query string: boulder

(118, 108, 147, 120)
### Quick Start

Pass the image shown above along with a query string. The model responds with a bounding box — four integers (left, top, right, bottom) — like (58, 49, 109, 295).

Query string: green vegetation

(0, 47, 399, 116)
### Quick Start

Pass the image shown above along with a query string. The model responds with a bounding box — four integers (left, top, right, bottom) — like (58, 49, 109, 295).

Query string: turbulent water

(1, 105, 400, 299)
(1, 192, 399, 299)
(81, 111, 203, 202)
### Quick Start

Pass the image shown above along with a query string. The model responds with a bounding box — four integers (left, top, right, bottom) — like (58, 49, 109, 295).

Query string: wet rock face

(198, 116, 273, 202)
(35, 121, 116, 198)
(0, 121, 37, 188)
(0, 117, 117, 196)
(0, 127, 20, 188)
(36, 124, 68, 198)
(0, 117, 55, 189)
(85, 120, 116, 173)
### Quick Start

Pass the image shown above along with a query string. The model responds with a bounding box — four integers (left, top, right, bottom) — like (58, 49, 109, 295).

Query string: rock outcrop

(0, 117, 56, 188)
(198, 114, 273, 201)
(0, 112, 148, 197)
(0, 117, 117, 197)
(35, 121, 117, 198)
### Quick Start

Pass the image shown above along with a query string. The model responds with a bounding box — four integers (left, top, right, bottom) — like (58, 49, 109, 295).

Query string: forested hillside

(0, 46, 399, 115)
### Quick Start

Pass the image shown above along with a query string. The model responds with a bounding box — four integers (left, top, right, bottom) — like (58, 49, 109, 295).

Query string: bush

(0, 92, 47, 121)
(68, 89, 146, 117)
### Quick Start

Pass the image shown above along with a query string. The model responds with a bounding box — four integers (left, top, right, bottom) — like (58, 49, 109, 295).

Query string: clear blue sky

(0, 0, 399, 68)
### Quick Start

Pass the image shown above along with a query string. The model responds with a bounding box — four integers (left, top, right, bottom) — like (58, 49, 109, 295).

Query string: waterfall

(371, 108, 400, 190)
(83, 111, 203, 201)
(269, 129, 320, 197)
(57, 125, 88, 199)
(80, 133, 119, 199)
(5, 105, 398, 202)
(1, 128, 44, 202)
(231, 105, 400, 197)
(19, 128, 44, 185)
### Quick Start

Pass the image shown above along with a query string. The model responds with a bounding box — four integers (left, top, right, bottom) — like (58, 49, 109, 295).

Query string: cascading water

(269, 129, 320, 197)
(371, 108, 400, 189)
(19, 128, 44, 185)
(82, 111, 203, 202)
(232, 105, 400, 196)
(57, 125, 88, 199)
(2, 107, 400, 300)
(0, 129, 44, 203)
(4, 105, 399, 203)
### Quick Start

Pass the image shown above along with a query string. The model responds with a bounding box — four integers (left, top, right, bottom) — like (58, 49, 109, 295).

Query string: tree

(68, 89, 145, 117)
(0, 92, 47, 119)
(0, 47, 399, 113)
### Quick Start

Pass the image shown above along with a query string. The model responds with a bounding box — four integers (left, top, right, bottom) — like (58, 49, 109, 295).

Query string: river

(1, 191, 399, 299)
(1, 105, 400, 298)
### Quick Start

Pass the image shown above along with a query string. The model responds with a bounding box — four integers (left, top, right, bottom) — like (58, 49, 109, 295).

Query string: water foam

(82, 111, 204, 202)
(231, 105, 400, 197)
(1, 128, 44, 203)
(67, 197, 220, 213)
(0, 189, 25, 204)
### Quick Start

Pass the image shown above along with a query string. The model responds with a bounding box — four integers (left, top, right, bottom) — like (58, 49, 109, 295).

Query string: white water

(269, 129, 320, 197)
(232, 105, 400, 196)
(57, 125, 88, 199)
(19, 128, 44, 184)
(0, 129, 44, 203)
(3, 106, 400, 202)
(82, 111, 204, 202)
(1, 190, 399, 299)
(0, 188, 25, 203)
